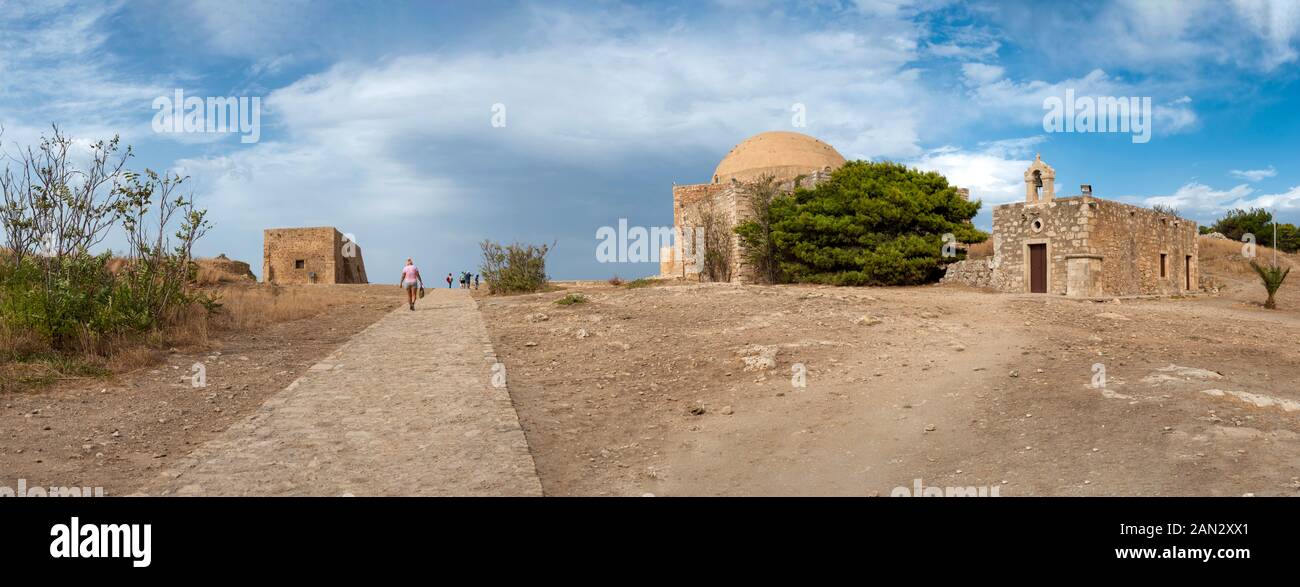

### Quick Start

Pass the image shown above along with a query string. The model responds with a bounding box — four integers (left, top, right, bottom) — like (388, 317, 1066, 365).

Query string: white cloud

(165, 4, 945, 275)
(956, 67, 1199, 137)
(0, 2, 168, 144)
(180, 4, 939, 207)
(1006, 0, 1300, 72)
(1141, 181, 1300, 222)
(1229, 165, 1277, 182)
(1143, 182, 1256, 214)
(907, 136, 1044, 205)
(1230, 185, 1300, 211)
(960, 62, 1005, 87)
(1231, 0, 1300, 68)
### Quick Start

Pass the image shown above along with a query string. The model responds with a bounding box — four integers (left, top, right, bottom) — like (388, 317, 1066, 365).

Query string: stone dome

(712, 131, 846, 184)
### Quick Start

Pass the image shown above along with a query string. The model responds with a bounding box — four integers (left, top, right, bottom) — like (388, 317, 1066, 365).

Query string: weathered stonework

(939, 257, 995, 288)
(665, 170, 835, 283)
(955, 156, 1199, 297)
(263, 226, 368, 284)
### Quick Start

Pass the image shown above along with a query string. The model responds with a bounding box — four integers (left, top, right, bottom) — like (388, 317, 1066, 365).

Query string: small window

(295, 259, 305, 269)
(1159, 254, 1167, 278)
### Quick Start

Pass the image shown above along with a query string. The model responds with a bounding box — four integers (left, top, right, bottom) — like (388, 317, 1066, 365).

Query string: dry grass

(206, 284, 342, 331)
(965, 240, 994, 259)
(1198, 236, 1297, 280)
(1, 283, 351, 392)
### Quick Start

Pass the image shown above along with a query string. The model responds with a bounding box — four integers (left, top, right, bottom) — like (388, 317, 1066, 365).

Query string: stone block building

(661, 131, 845, 283)
(262, 226, 368, 284)
(945, 155, 1199, 297)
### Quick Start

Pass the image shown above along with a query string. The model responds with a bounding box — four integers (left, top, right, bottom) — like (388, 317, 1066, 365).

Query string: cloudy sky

(2, 0, 1299, 279)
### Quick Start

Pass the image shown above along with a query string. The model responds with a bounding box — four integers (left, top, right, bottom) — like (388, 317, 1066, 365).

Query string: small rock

(924, 424, 936, 432)
(1008, 370, 1020, 378)
(854, 315, 882, 326)
(524, 341, 538, 347)
(720, 405, 734, 415)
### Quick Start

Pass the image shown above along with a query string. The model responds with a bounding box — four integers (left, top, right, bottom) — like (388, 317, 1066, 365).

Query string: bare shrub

(697, 200, 733, 282)
(479, 240, 551, 294)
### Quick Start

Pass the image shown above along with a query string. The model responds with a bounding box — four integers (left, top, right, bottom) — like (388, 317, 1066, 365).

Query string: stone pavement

(146, 289, 543, 496)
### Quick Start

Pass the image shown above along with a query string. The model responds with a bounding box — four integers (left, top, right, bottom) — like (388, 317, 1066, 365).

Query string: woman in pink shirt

(398, 258, 423, 311)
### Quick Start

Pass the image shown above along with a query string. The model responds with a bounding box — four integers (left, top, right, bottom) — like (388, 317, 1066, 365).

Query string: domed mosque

(712, 131, 846, 185)
(660, 131, 848, 283)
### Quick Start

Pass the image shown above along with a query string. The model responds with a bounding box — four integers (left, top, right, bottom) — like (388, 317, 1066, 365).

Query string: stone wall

(263, 227, 368, 284)
(666, 170, 835, 282)
(988, 196, 1197, 296)
(197, 254, 256, 282)
(1088, 199, 1197, 295)
(939, 257, 995, 288)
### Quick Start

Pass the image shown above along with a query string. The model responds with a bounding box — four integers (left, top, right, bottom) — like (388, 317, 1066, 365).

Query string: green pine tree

(759, 160, 986, 286)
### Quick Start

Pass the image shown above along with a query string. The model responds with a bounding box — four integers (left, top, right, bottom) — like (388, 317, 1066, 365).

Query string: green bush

(554, 293, 586, 305)
(1250, 261, 1290, 309)
(1212, 208, 1274, 244)
(744, 160, 986, 286)
(625, 278, 654, 289)
(478, 240, 552, 294)
(0, 127, 210, 352)
(1273, 223, 1300, 253)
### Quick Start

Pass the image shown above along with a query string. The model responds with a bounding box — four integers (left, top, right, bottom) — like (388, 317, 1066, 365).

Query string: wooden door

(1029, 244, 1047, 293)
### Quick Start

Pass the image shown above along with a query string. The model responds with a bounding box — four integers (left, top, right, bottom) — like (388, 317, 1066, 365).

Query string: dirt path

(143, 289, 542, 496)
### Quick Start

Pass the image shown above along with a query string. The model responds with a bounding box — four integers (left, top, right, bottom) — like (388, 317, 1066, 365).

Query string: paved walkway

(146, 289, 542, 496)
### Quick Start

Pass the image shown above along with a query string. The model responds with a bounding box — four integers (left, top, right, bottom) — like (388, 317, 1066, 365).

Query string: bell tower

(1024, 154, 1056, 205)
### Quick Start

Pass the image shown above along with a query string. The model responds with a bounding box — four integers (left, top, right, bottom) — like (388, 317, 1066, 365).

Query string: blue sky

(2, 0, 1299, 280)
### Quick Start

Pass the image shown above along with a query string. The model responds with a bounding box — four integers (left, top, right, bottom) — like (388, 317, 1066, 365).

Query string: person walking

(446, 273, 453, 288)
(399, 258, 423, 311)
(474, 274, 480, 289)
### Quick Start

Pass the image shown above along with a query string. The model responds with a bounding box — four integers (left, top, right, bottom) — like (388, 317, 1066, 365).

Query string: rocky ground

(476, 279, 1300, 496)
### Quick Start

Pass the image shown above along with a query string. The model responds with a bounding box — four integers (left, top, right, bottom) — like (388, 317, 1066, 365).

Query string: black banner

(0, 497, 1287, 575)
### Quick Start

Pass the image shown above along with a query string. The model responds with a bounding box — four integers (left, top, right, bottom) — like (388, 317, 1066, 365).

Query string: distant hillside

(1198, 235, 1296, 303)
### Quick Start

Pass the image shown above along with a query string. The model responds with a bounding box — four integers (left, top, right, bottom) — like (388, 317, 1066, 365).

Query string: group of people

(448, 271, 478, 289)
(398, 259, 480, 312)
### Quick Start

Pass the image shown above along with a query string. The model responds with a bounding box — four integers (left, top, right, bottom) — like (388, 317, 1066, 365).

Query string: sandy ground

(476, 278, 1300, 496)
(0, 284, 397, 496)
